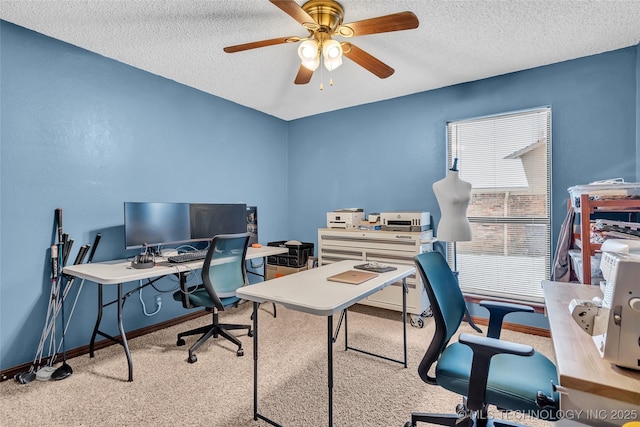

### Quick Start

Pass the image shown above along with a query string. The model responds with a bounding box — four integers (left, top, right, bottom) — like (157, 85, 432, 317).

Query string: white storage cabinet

(318, 228, 434, 327)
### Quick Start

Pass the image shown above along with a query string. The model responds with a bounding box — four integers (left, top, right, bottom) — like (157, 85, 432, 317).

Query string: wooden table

(542, 280, 640, 426)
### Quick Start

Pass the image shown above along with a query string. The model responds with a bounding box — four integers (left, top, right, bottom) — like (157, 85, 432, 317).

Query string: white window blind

(446, 108, 551, 303)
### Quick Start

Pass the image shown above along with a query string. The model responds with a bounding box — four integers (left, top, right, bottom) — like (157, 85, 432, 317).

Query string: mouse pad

(326, 270, 378, 285)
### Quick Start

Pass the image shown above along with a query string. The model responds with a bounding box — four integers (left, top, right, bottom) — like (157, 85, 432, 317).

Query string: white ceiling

(2, 0, 640, 121)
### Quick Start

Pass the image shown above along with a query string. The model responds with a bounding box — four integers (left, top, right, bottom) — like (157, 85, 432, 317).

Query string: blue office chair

(173, 233, 252, 363)
(405, 251, 559, 427)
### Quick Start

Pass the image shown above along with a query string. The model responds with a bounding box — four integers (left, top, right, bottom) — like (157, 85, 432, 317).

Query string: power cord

(139, 280, 162, 316)
(175, 243, 209, 253)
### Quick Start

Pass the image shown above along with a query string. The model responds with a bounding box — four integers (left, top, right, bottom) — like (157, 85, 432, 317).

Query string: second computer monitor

(190, 203, 248, 241)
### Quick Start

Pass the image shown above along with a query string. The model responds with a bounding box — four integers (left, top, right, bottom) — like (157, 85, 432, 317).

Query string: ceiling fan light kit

(322, 39, 343, 71)
(223, 0, 419, 86)
(298, 40, 320, 70)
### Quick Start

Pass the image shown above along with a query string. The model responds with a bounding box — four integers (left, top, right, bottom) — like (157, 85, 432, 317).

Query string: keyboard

(167, 250, 207, 263)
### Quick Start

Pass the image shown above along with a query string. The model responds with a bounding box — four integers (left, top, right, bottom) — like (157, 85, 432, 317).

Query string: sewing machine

(591, 247, 640, 371)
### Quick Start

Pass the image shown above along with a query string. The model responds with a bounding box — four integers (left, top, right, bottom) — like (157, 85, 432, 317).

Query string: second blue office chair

(173, 233, 252, 363)
(405, 251, 559, 427)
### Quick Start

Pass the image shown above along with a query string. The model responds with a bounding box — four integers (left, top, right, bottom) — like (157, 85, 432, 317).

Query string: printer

(590, 240, 640, 371)
(380, 211, 430, 232)
(327, 209, 364, 229)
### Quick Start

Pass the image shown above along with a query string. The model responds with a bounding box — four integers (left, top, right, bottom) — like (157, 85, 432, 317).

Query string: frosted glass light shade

(322, 39, 343, 71)
(298, 40, 320, 71)
(301, 57, 320, 71)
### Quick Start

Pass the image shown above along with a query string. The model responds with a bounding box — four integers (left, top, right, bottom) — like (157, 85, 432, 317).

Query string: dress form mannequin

(433, 159, 481, 333)
(432, 160, 472, 242)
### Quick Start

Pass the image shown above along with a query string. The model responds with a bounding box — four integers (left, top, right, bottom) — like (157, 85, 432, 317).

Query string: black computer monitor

(190, 203, 248, 241)
(124, 202, 192, 250)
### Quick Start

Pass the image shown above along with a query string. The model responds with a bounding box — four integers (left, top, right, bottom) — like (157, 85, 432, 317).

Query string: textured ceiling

(2, 0, 640, 120)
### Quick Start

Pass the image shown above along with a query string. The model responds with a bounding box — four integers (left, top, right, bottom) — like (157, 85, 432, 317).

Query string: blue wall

(287, 47, 638, 327)
(0, 22, 289, 370)
(1, 18, 638, 371)
(288, 47, 638, 327)
(287, 47, 639, 248)
(637, 43, 640, 179)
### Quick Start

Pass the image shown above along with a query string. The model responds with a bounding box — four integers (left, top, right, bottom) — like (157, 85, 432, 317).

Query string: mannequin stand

(449, 241, 482, 333)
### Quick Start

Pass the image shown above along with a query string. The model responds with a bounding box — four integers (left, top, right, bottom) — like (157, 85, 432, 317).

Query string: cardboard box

(266, 264, 306, 280)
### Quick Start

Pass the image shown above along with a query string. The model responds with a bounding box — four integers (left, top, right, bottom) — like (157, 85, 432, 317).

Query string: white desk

(236, 259, 416, 427)
(62, 245, 287, 381)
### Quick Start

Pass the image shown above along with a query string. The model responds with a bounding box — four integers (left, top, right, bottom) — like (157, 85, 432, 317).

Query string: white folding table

(236, 259, 415, 427)
(62, 245, 287, 381)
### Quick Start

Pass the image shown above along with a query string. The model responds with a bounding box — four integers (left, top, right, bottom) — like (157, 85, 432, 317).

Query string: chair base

(176, 320, 252, 363)
(405, 411, 530, 427)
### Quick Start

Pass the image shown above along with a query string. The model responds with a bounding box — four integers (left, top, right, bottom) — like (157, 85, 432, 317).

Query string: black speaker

(246, 206, 258, 245)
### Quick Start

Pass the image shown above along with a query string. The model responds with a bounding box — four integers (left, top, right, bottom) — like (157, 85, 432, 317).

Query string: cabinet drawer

(320, 236, 419, 253)
(318, 228, 432, 317)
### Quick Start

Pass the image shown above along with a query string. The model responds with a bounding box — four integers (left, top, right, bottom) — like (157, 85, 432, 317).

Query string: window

(446, 107, 551, 303)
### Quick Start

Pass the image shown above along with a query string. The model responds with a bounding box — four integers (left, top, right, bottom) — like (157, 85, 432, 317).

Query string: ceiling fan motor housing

(302, 0, 345, 37)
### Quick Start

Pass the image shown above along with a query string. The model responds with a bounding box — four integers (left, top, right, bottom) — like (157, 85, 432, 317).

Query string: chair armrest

(459, 333, 534, 356)
(479, 300, 535, 339)
(458, 333, 534, 411)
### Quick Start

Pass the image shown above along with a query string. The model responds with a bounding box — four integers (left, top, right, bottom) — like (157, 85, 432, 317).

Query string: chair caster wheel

(410, 316, 425, 328)
(456, 403, 470, 418)
(248, 330, 253, 338)
(404, 422, 416, 427)
(236, 349, 244, 357)
(188, 354, 197, 363)
(177, 338, 186, 346)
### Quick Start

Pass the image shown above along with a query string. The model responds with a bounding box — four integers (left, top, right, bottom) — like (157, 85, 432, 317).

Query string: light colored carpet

(0, 303, 555, 427)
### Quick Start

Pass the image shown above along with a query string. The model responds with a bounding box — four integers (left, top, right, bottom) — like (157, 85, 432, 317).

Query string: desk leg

(402, 277, 408, 368)
(251, 302, 281, 427)
(344, 309, 348, 350)
(89, 283, 104, 358)
(89, 282, 136, 382)
(248, 257, 277, 319)
(252, 301, 259, 421)
(328, 314, 334, 427)
(342, 279, 408, 368)
(117, 283, 134, 382)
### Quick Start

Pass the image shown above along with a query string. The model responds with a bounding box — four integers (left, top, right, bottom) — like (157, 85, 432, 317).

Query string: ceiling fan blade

(294, 64, 314, 85)
(270, 0, 319, 30)
(339, 11, 419, 37)
(223, 36, 297, 53)
(341, 43, 394, 79)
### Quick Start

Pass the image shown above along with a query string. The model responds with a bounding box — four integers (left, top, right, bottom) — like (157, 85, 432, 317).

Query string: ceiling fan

(223, 0, 419, 85)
